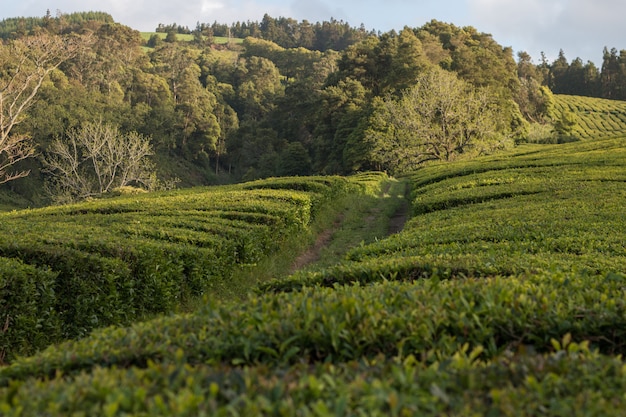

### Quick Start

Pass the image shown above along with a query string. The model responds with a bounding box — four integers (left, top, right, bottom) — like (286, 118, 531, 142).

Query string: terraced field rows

(555, 94, 626, 139)
(1, 138, 626, 415)
(0, 176, 364, 361)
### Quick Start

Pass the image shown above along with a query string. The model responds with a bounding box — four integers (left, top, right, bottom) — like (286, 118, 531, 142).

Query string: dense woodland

(1, 11, 625, 204)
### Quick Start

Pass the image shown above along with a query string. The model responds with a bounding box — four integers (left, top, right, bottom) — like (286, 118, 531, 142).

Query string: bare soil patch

(289, 214, 343, 273)
(388, 201, 409, 235)
(289, 180, 410, 272)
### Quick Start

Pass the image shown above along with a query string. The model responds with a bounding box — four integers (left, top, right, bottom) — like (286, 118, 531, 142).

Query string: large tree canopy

(353, 67, 518, 174)
(1, 12, 622, 204)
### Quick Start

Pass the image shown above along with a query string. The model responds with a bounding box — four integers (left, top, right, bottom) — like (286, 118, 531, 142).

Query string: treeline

(0, 11, 624, 204)
(0, 10, 114, 38)
(158, 14, 372, 52)
(526, 48, 626, 100)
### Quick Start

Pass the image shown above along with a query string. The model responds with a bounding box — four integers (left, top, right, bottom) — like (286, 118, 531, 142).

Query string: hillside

(4, 12, 626, 208)
(555, 94, 626, 139)
(1, 138, 625, 415)
(139, 32, 244, 46)
(0, 175, 379, 360)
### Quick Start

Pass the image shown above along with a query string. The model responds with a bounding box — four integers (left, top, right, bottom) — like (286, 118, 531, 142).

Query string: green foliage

(278, 142, 312, 176)
(356, 68, 516, 173)
(0, 258, 59, 364)
(553, 108, 579, 140)
(1, 139, 626, 414)
(0, 12, 115, 39)
(3, 272, 626, 415)
(262, 137, 626, 291)
(0, 176, 354, 359)
(4, 12, 626, 414)
(553, 94, 626, 140)
(2, 343, 626, 415)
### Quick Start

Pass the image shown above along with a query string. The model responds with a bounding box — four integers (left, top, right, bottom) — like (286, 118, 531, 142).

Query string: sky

(1, 0, 624, 65)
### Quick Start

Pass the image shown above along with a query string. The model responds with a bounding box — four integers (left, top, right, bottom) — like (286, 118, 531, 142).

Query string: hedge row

(2, 341, 624, 416)
(0, 258, 59, 363)
(260, 138, 626, 292)
(0, 176, 361, 361)
(3, 271, 626, 383)
(554, 94, 626, 139)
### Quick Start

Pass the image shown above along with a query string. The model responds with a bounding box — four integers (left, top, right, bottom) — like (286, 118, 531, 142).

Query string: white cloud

(468, 0, 626, 64)
(201, 1, 224, 13)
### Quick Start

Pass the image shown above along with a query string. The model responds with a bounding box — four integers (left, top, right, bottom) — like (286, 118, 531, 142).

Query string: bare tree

(0, 33, 85, 183)
(42, 121, 157, 203)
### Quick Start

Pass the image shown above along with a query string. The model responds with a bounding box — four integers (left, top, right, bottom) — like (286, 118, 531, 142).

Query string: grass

(308, 177, 408, 269)
(221, 172, 400, 299)
(0, 176, 360, 361)
(140, 32, 244, 45)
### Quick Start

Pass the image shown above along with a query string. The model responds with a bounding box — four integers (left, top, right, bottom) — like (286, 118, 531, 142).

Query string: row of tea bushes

(3, 271, 626, 383)
(555, 94, 626, 139)
(0, 258, 59, 365)
(260, 138, 626, 292)
(2, 271, 626, 415)
(3, 136, 626, 413)
(2, 341, 625, 416)
(0, 176, 363, 361)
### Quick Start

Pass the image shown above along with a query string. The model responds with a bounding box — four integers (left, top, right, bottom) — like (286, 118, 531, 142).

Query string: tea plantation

(555, 94, 626, 139)
(1, 137, 626, 415)
(0, 175, 362, 361)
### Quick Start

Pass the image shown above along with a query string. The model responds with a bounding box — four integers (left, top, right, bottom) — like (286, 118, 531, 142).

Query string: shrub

(0, 258, 60, 363)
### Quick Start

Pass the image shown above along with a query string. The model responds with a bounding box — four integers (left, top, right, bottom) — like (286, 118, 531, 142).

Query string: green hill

(555, 94, 626, 139)
(1, 138, 625, 415)
(140, 32, 244, 45)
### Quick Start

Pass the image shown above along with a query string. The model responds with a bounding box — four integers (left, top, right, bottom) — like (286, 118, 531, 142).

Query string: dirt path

(289, 214, 343, 273)
(387, 181, 410, 235)
(289, 180, 410, 273)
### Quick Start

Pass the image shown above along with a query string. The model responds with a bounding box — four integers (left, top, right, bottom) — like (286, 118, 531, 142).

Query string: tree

(42, 121, 156, 203)
(389, 28, 429, 92)
(175, 65, 220, 155)
(234, 56, 284, 120)
(553, 109, 579, 140)
(165, 31, 178, 43)
(146, 33, 162, 48)
(515, 53, 552, 123)
(0, 33, 84, 184)
(313, 78, 367, 173)
(549, 49, 569, 93)
(359, 67, 513, 173)
(279, 142, 311, 176)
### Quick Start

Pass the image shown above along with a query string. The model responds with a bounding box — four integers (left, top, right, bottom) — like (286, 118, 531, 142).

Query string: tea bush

(554, 94, 626, 139)
(0, 176, 360, 360)
(2, 137, 626, 414)
(0, 258, 59, 363)
(261, 138, 626, 291)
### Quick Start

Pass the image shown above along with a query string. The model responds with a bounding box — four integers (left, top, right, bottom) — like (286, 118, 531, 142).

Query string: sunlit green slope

(555, 94, 626, 139)
(2, 139, 626, 415)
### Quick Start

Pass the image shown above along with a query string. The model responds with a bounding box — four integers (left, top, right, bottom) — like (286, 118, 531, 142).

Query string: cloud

(201, 1, 225, 13)
(467, 0, 626, 64)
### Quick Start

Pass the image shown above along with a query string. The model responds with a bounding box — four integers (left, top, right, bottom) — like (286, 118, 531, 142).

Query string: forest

(0, 11, 625, 205)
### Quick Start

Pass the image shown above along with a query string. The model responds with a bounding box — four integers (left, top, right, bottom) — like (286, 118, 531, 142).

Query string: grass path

(289, 177, 410, 272)
(185, 176, 409, 305)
